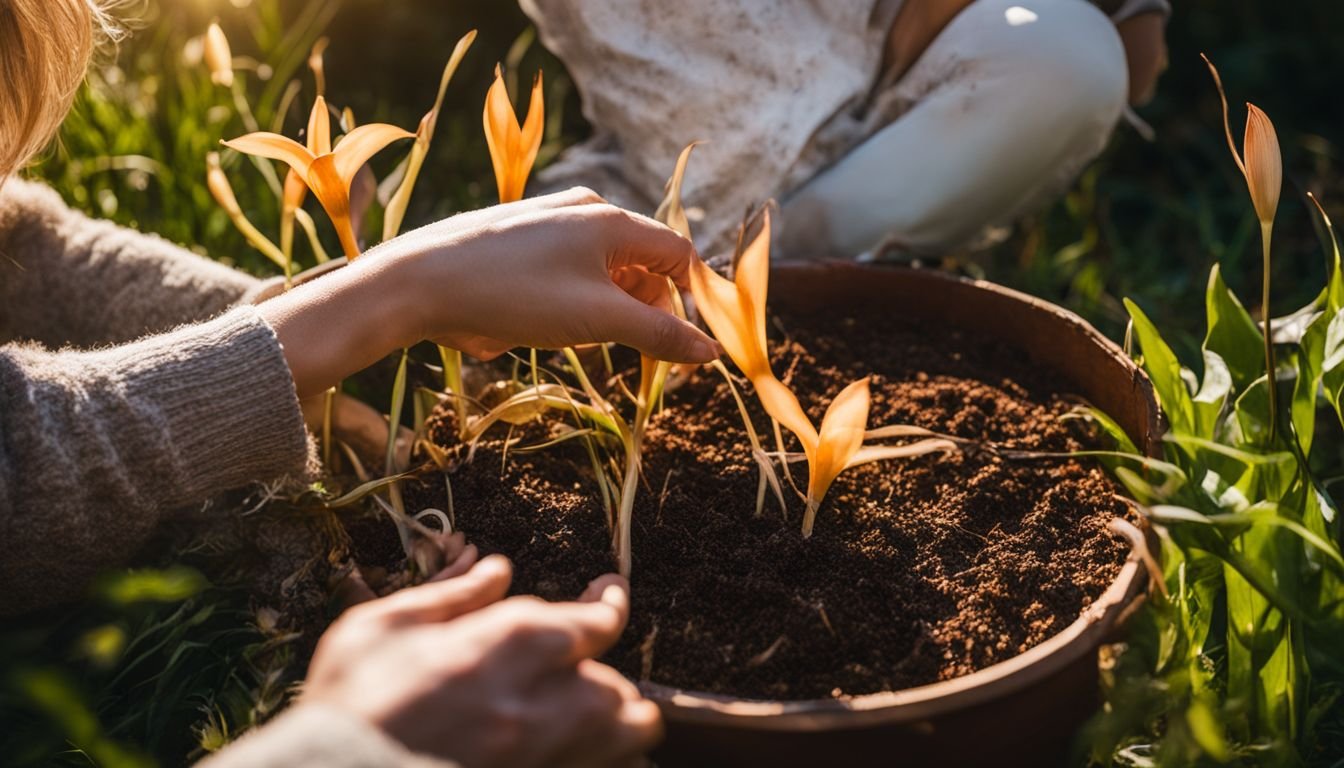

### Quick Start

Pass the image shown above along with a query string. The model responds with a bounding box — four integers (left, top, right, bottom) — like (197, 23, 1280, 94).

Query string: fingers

(570, 205, 698, 289)
(430, 543, 480, 581)
(496, 574, 632, 675)
(429, 331, 514, 361)
(599, 288, 720, 364)
(330, 565, 379, 609)
(371, 554, 513, 626)
(612, 267, 675, 311)
(547, 661, 665, 768)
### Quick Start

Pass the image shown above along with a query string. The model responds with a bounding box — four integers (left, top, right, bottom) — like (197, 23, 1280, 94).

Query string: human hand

(386, 194, 717, 362)
(1116, 11, 1167, 106)
(304, 555, 663, 768)
(261, 188, 718, 399)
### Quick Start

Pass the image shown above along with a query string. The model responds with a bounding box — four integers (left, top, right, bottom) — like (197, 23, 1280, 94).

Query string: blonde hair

(0, 0, 118, 178)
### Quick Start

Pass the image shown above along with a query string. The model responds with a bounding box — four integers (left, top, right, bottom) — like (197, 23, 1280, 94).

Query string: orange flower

(204, 21, 233, 87)
(690, 210, 887, 535)
(1203, 55, 1281, 229)
(223, 96, 412, 260)
(1243, 104, 1282, 229)
(483, 64, 544, 204)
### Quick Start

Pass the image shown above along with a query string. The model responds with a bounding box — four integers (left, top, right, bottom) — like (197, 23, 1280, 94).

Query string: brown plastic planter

(641, 262, 1161, 768)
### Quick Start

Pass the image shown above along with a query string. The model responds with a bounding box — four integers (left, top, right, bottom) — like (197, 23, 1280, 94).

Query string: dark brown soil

(390, 310, 1130, 700)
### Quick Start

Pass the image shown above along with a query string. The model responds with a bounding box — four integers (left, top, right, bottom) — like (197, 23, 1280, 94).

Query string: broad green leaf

(1321, 308, 1344, 425)
(1185, 697, 1232, 761)
(1193, 349, 1233, 437)
(1126, 298, 1195, 433)
(1231, 376, 1275, 453)
(1256, 626, 1299, 739)
(1309, 192, 1344, 314)
(1065, 406, 1139, 455)
(1204, 265, 1267, 394)
(1292, 310, 1327, 455)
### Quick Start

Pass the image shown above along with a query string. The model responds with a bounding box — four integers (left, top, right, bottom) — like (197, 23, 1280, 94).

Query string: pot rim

(637, 262, 1156, 732)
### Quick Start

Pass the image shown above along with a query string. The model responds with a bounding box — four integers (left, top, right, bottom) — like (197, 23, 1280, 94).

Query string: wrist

(259, 253, 417, 399)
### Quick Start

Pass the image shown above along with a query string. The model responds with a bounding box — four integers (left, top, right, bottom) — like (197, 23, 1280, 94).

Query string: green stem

(615, 429, 641, 579)
(438, 345, 470, 440)
(1263, 221, 1278, 445)
(231, 79, 283, 197)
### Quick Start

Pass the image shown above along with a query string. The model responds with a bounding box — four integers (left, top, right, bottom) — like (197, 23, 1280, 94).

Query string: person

(520, 0, 1170, 265)
(0, 1, 717, 765)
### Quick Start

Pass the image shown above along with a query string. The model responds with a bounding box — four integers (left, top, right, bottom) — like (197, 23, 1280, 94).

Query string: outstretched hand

(260, 188, 719, 400)
(305, 555, 662, 768)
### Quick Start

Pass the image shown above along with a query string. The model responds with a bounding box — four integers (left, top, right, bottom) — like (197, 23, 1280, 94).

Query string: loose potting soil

(383, 310, 1130, 700)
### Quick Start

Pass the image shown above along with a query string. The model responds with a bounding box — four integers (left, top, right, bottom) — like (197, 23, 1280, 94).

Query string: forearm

(197, 704, 458, 768)
(0, 308, 309, 615)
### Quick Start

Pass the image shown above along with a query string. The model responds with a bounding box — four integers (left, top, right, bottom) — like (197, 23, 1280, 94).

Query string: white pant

(780, 0, 1129, 260)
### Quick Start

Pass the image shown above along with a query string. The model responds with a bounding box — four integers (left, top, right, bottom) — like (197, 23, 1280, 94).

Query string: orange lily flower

(690, 210, 873, 535)
(1203, 54, 1284, 440)
(222, 95, 412, 260)
(483, 64, 544, 204)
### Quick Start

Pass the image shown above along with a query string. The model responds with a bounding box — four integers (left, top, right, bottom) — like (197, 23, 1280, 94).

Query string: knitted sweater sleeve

(198, 705, 460, 768)
(0, 306, 311, 615)
(0, 178, 263, 348)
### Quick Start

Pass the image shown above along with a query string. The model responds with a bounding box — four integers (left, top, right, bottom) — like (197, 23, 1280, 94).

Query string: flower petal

(308, 96, 333, 156)
(331, 123, 414, 186)
(307, 155, 359, 259)
(205, 152, 241, 216)
(221, 132, 315, 176)
(515, 71, 545, 195)
(282, 168, 308, 216)
(1244, 103, 1282, 227)
(484, 64, 521, 202)
(735, 208, 773, 357)
(689, 257, 763, 379)
(655, 142, 702, 240)
(803, 378, 871, 537)
(204, 21, 234, 87)
(308, 37, 330, 97)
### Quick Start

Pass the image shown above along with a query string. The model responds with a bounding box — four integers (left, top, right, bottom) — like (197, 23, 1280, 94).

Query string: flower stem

(1262, 221, 1278, 444)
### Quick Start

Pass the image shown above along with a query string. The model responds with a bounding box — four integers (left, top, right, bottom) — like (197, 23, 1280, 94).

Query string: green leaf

(1066, 406, 1139, 455)
(1193, 349, 1233, 438)
(1185, 697, 1232, 761)
(1126, 297, 1195, 434)
(1321, 308, 1344, 426)
(1291, 309, 1328, 455)
(96, 567, 209, 605)
(1204, 264, 1267, 395)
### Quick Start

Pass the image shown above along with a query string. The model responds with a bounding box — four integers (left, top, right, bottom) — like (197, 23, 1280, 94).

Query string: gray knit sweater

(0, 178, 455, 768)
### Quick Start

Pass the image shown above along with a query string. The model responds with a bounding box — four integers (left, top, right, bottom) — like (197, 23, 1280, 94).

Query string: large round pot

(640, 262, 1161, 768)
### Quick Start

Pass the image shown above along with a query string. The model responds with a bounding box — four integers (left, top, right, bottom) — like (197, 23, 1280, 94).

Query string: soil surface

(383, 310, 1131, 700)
